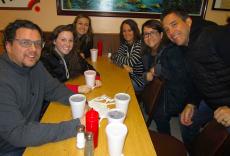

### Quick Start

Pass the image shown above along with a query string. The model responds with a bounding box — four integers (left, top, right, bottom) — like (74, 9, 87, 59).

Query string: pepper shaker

(84, 132, 94, 156)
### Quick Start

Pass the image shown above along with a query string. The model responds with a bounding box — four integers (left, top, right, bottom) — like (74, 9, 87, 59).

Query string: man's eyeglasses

(14, 39, 45, 49)
(143, 31, 159, 39)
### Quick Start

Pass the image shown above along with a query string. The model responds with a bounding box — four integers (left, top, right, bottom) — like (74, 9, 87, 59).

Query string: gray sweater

(0, 53, 80, 154)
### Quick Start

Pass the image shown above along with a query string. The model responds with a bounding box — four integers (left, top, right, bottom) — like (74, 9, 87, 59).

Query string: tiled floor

(148, 116, 183, 141)
(139, 102, 183, 141)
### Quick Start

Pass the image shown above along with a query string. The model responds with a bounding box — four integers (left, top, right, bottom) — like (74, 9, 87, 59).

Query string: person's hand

(146, 72, 154, 81)
(123, 64, 133, 73)
(78, 85, 91, 93)
(150, 67, 155, 74)
(214, 106, 230, 127)
(80, 115, 85, 126)
(180, 104, 195, 126)
(80, 53, 85, 58)
(79, 105, 91, 126)
(95, 80, 102, 88)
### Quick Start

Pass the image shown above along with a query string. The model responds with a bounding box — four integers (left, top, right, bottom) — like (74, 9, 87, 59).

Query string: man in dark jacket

(161, 8, 230, 147)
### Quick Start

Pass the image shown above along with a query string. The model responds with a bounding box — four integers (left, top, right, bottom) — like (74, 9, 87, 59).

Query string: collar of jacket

(1, 52, 32, 75)
(189, 17, 217, 47)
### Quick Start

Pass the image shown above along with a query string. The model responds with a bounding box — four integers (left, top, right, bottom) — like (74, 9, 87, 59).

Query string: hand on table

(150, 67, 155, 74)
(80, 53, 85, 59)
(214, 106, 230, 127)
(123, 64, 133, 73)
(79, 105, 91, 126)
(78, 85, 91, 94)
(95, 80, 102, 88)
(180, 104, 195, 126)
(80, 116, 86, 126)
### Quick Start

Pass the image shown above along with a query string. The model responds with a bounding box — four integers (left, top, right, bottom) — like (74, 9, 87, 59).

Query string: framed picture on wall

(212, 0, 230, 11)
(0, 0, 39, 10)
(56, 0, 208, 18)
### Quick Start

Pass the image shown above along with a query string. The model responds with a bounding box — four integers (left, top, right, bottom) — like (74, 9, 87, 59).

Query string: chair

(191, 120, 230, 156)
(149, 130, 187, 156)
(142, 77, 164, 127)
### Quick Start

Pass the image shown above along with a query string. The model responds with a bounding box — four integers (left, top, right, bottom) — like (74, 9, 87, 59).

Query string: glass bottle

(84, 132, 94, 156)
(76, 125, 85, 149)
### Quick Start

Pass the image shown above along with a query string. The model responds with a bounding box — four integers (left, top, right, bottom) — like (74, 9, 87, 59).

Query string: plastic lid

(77, 124, 85, 132)
(85, 132, 94, 140)
(86, 109, 99, 118)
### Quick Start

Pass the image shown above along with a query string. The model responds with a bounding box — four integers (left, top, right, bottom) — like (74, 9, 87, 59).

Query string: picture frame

(0, 0, 40, 10)
(57, 0, 208, 18)
(212, 0, 230, 11)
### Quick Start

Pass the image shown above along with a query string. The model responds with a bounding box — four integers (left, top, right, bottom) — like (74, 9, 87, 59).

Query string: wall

(205, 0, 230, 24)
(0, 0, 229, 33)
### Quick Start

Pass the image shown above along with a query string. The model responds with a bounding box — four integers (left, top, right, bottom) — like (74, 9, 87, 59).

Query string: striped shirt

(112, 40, 145, 87)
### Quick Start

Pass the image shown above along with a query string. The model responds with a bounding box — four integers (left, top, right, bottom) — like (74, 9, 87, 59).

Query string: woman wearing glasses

(142, 20, 191, 135)
(41, 24, 101, 94)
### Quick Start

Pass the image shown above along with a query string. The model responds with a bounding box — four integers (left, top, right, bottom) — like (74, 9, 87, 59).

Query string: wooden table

(23, 56, 157, 156)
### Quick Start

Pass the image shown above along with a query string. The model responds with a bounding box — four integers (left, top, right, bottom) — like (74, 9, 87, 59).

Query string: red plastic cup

(97, 40, 103, 56)
(86, 109, 99, 148)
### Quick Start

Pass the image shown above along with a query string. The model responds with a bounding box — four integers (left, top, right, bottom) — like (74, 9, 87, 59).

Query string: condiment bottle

(86, 109, 99, 148)
(84, 132, 94, 156)
(76, 124, 85, 149)
(97, 40, 103, 56)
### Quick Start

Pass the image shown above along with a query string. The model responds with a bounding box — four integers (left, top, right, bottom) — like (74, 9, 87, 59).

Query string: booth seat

(0, 31, 3, 55)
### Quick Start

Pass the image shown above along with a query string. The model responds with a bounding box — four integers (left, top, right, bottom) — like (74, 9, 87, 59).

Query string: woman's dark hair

(72, 14, 93, 55)
(73, 14, 93, 37)
(50, 24, 74, 42)
(3, 19, 43, 49)
(141, 19, 170, 56)
(227, 17, 230, 26)
(161, 7, 189, 22)
(119, 19, 141, 44)
(141, 20, 163, 37)
(44, 24, 82, 77)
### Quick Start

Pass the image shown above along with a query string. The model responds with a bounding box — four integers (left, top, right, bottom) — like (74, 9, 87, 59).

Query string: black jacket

(143, 42, 191, 114)
(157, 43, 191, 114)
(75, 34, 93, 58)
(41, 46, 99, 83)
(185, 17, 230, 110)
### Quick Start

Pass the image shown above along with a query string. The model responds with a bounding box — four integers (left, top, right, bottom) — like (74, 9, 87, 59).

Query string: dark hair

(141, 20, 163, 56)
(50, 24, 74, 42)
(141, 19, 171, 56)
(141, 20, 163, 36)
(119, 19, 141, 44)
(73, 14, 93, 37)
(3, 19, 43, 48)
(161, 7, 189, 22)
(72, 14, 93, 54)
(227, 17, 230, 26)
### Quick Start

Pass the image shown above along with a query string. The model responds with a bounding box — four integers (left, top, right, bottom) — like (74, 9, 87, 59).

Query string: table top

(23, 56, 157, 156)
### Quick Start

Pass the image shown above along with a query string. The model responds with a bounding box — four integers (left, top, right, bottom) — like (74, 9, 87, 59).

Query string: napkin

(88, 95, 115, 121)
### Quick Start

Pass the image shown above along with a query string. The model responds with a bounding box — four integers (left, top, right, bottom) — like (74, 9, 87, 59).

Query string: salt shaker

(76, 125, 85, 149)
(84, 132, 94, 156)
